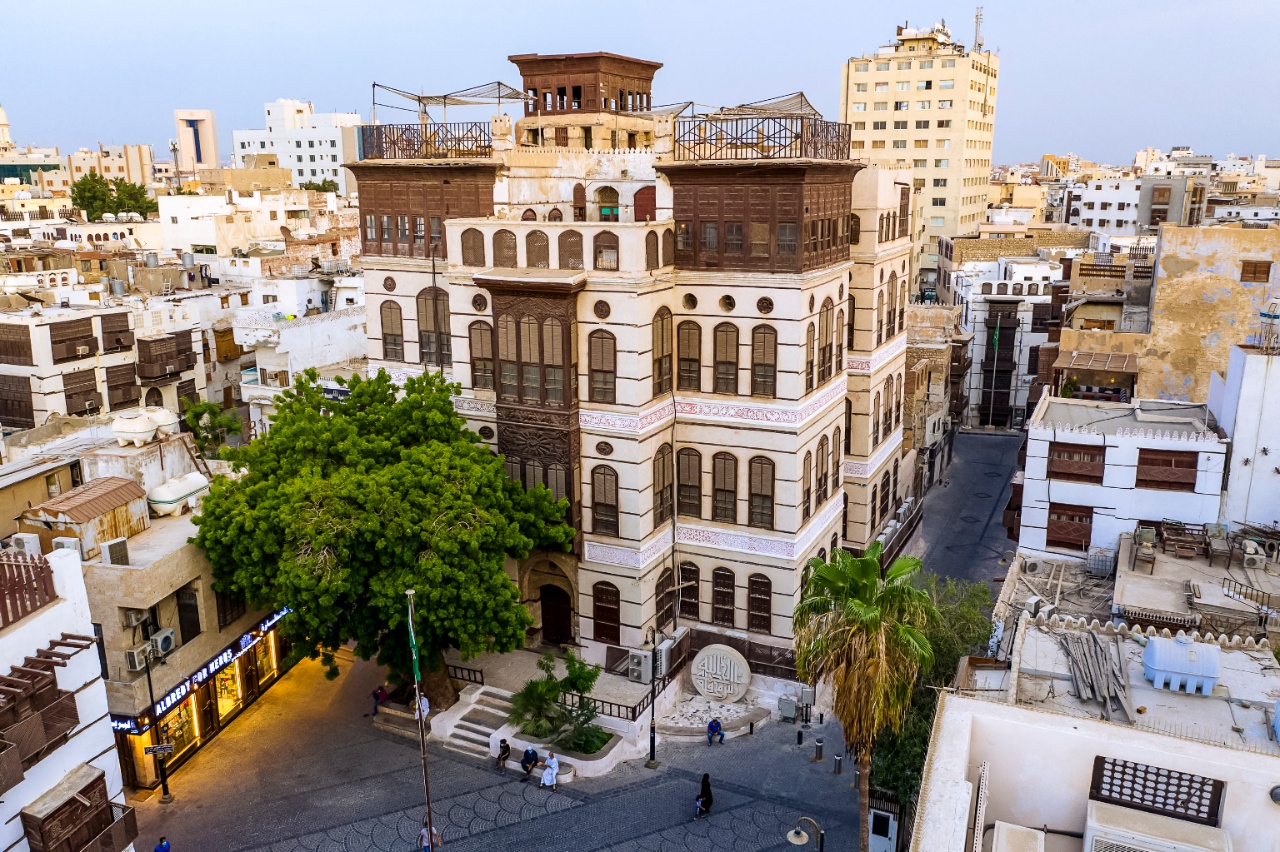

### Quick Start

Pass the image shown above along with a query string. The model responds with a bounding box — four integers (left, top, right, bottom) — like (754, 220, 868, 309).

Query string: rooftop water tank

(147, 472, 210, 517)
(1142, 635, 1220, 695)
(112, 410, 157, 447)
(143, 406, 180, 437)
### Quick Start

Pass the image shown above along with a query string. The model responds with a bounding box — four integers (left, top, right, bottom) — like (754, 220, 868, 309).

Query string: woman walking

(694, 773, 713, 819)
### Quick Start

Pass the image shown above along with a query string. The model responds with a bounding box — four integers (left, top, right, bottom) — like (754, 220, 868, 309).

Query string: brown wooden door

(194, 681, 218, 740)
(634, 186, 656, 223)
(540, 585, 573, 645)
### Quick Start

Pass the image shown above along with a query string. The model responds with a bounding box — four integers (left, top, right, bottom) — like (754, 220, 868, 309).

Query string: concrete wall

(1210, 346, 1280, 528)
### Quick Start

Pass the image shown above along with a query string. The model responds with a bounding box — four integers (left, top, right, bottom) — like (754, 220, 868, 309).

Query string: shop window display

(215, 663, 242, 719)
(161, 698, 198, 759)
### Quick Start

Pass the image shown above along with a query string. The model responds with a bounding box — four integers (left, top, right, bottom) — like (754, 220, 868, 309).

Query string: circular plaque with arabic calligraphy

(689, 643, 750, 703)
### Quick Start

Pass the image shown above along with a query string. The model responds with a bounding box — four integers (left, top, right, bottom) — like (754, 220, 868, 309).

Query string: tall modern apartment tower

(840, 22, 999, 292)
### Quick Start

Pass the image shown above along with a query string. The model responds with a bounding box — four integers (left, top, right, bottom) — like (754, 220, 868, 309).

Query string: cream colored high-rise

(840, 22, 998, 290)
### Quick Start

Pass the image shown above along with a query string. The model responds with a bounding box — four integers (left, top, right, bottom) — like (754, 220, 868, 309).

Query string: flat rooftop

(1033, 397, 1212, 436)
(86, 513, 197, 569)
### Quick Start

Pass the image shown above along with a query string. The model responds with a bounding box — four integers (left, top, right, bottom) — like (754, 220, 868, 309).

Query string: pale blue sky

(4, 0, 1276, 167)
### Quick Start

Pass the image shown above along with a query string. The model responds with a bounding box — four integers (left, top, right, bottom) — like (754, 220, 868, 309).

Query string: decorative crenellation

(1114, 427, 1218, 443)
(1032, 611, 1271, 650)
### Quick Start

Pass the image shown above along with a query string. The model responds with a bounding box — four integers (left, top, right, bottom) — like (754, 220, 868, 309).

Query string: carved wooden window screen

(461, 228, 485, 266)
(559, 230, 583, 270)
(494, 229, 517, 266)
(527, 230, 550, 268)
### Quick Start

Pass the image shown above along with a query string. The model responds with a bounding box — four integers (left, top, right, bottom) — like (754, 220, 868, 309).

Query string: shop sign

(110, 714, 142, 734)
(144, 743, 175, 756)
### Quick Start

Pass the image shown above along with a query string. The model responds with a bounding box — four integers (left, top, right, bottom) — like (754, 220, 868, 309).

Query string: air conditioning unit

(76, 345, 90, 356)
(654, 639, 674, 678)
(10, 532, 41, 557)
(51, 537, 79, 554)
(121, 608, 148, 629)
(1243, 552, 1266, 570)
(101, 537, 129, 566)
(150, 628, 176, 656)
(124, 642, 151, 672)
(991, 822, 1044, 852)
(628, 649, 652, 685)
(1084, 800, 1226, 852)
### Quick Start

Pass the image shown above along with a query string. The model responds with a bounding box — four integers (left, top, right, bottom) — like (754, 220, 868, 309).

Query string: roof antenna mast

(974, 6, 985, 53)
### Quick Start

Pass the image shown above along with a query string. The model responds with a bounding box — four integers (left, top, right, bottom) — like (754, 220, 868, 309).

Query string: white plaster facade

(1209, 343, 1280, 528)
(1067, 177, 1142, 236)
(232, 99, 361, 196)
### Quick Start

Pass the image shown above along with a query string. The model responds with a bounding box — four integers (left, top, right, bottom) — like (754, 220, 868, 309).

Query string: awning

(1052, 351, 1139, 374)
(708, 92, 823, 118)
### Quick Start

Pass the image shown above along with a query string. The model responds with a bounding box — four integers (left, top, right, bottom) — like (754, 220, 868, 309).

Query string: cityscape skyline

(4, 0, 1277, 167)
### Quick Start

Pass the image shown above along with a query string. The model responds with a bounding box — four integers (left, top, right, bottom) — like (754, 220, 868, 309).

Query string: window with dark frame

(713, 324, 738, 394)
(593, 582, 621, 644)
(805, 323, 815, 392)
(1241, 260, 1272, 283)
(653, 308, 673, 396)
(751, 325, 777, 397)
(677, 448, 702, 517)
(380, 301, 404, 361)
(818, 299, 834, 383)
(417, 287, 451, 366)
(747, 574, 771, 633)
(815, 436, 830, 504)
(677, 321, 701, 391)
(711, 567, 735, 627)
(1135, 449, 1198, 492)
(712, 452, 737, 523)
(654, 443, 674, 527)
(592, 466, 619, 536)
(748, 456, 775, 529)
(589, 330, 617, 403)
(679, 562, 699, 619)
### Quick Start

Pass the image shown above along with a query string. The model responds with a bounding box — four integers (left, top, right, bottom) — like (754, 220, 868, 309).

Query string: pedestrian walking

(495, 738, 511, 773)
(154, 839, 171, 852)
(369, 685, 388, 716)
(706, 717, 724, 745)
(520, 745, 540, 781)
(418, 821, 442, 851)
(694, 773, 714, 819)
(540, 751, 560, 792)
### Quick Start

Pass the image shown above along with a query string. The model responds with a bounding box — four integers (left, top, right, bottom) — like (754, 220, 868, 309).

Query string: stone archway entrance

(539, 585, 573, 646)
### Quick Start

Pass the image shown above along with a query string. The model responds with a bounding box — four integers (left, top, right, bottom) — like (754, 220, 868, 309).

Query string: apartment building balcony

(136, 354, 196, 383)
(1, 689, 80, 770)
(358, 122, 493, 160)
(78, 804, 138, 852)
(949, 349, 972, 374)
(672, 115, 851, 162)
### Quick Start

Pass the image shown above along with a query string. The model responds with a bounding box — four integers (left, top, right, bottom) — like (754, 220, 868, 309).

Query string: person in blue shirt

(154, 839, 171, 852)
(706, 717, 724, 745)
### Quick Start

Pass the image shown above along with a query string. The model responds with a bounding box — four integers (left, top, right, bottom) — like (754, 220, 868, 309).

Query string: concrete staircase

(441, 688, 512, 759)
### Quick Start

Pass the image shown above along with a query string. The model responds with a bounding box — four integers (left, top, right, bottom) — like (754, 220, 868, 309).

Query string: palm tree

(793, 541, 935, 851)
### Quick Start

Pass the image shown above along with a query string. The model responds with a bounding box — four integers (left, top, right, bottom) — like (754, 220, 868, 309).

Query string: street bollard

(797, 730, 804, 746)
(819, 712, 824, 725)
(834, 754, 844, 775)
(814, 738, 824, 762)
(749, 721, 755, 736)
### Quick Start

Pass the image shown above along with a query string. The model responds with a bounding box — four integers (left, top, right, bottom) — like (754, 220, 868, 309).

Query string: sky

(4, 0, 1278, 168)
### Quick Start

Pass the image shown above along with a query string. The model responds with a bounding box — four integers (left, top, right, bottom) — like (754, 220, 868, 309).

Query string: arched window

(747, 574, 772, 633)
(662, 229, 675, 266)
(543, 318, 564, 405)
(679, 562, 700, 620)
(677, 448, 702, 517)
(677, 321, 701, 391)
(805, 323, 815, 392)
(468, 321, 493, 388)
(461, 228, 485, 266)
(497, 314, 518, 400)
(872, 392, 882, 445)
(711, 567, 735, 627)
(880, 471, 891, 521)
(870, 485, 878, 528)
(878, 214, 886, 242)
(712, 452, 737, 523)
(592, 466, 619, 536)
(713, 323, 738, 394)
(547, 463, 567, 501)
(417, 287, 451, 366)
(802, 451, 813, 520)
(527, 230, 550, 268)
(592, 581, 620, 644)
(846, 295, 856, 349)
(547, 208, 564, 222)
(652, 308, 673, 396)
(883, 377, 895, 436)
(380, 301, 403, 361)
(887, 272, 899, 336)
(833, 426, 842, 473)
(748, 456, 774, 529)
(634, 185, 656, 223)
(818, 298, 834, 383)
(657, 566, 675, 630)
(892, 459, 900, 502)
(835, 309, 845, 368)
(504, 455, 521, 481)
(816, 436, 830, 504)
(559, 230, 583, 270)
(899, 281, 907, 330)
(876, 290, 885, 345)
(894, 375, 903, 428)
(588, 330, 616, 403)
(525, 459, 544, 490)
(494, 229, 517, 266)
(654, 443, 674, 527)
(519, 315, 540, 401)
(594, 231, 619, 270)
(751, 325, 777, 398)
(818, 548, 827, 564)
(831, 533, 840, 558)
(572, 183, 587, 221)
(645, 231, 659, 270)
(521, 208, 537, 221)
(596, 186, 619, 222)
(850, 212, 860, 245)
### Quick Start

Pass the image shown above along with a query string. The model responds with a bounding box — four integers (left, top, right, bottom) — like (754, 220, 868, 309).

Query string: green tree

(300, 178, 340, 194)
(111, 178, 158, 217)
(71, 172, 115, 222)
(794, 543, 935, 852)
(183, 399, 242, 458)
(506, 651, 609, 753)
(871, 573, 991, 802)
(192, 369, 574, 707)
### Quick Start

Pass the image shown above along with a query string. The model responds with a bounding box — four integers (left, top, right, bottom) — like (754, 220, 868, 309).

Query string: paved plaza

(900, 430, 1023, 585)
(135, 655, 861, 852)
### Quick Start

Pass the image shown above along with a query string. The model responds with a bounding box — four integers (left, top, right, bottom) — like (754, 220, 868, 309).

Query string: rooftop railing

(359, 122, 493, 160)
(673, 116, 851, 162)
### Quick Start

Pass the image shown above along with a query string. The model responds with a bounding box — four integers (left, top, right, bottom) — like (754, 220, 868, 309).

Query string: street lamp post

(405, 590, 436, 842)
(786, 816, 825, 851)
(141, 650, 173, 804)
(642, 626, 657, 768)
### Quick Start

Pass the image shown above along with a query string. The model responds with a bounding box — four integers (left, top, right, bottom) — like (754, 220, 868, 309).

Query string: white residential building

(1209, 341, 1280, 529)
(1066, 178, 1142, 236)
(1018, 395, 1227, 558)
(0, 543, 138, 852)
(231, 100, 362, 196)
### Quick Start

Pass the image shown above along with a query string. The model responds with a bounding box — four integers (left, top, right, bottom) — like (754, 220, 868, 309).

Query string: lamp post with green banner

(406, 589, 436, 843)
(987, 317, 1000, 427)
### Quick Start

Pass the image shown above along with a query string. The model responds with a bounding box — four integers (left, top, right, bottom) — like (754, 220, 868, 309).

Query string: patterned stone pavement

(136, 655, 860, 852)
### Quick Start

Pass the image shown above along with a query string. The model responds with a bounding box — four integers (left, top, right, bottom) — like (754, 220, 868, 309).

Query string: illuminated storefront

(111, 610, 289, 785)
